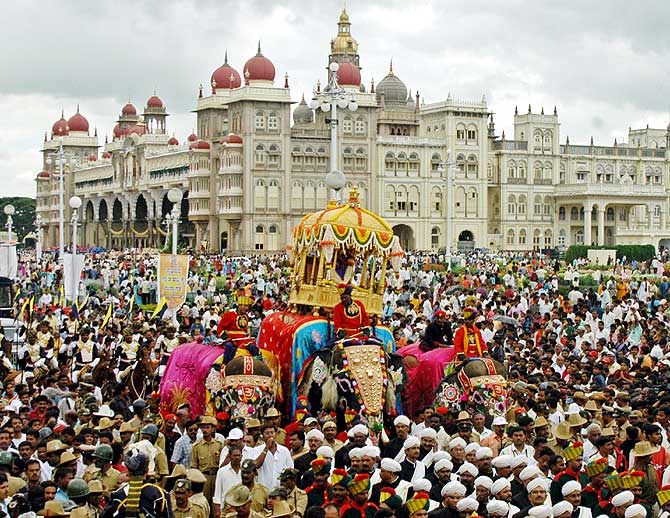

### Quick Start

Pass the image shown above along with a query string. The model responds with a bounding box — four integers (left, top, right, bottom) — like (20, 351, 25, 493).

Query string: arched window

(507, 195, 516, 214)
(343, 116, 353, 134)
(291, 182, 302, 211)
(570, 207, 578, 221)
(467, 124, 477, 143)
(518, 161, 527, 178)
(255, 225, 265, 233)
(255, 111, 265, 130)
(508, 160, 517, 179)
(606, 207, 615, 221)
(519, 229, 527, 245)
(533, 130, 542, 149)
(517, 195, 527, 215)
(255, 144, 265, 167)
(431, 227, 440, 248)
(533, 229, 542, 246)
(559, 207, 566, 220)
(558, 229, 567, 246)
(268, 112, 279, 131)
(456, 154, 466, 173)
(267, 180, 280, 210)
(507, 229, 515, 245)
(255, 179, 266, 209)
(432, 187, 442, 213)
(544, 230, 553, 246)
(534, 195, 542, 215)
(355, 117, 365, 135)
(268, 225, 278, 234)
(431, 153, 441, 172)
(456, 123, 466, 141)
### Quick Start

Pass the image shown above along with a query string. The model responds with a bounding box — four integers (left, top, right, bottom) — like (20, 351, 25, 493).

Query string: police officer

(84, 444, 121, 498)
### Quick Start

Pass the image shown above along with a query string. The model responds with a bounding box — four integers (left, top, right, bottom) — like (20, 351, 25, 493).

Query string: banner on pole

(158, 254, 189, 310)
(0, 246, 17, 279)
(62, 253, 85, 302)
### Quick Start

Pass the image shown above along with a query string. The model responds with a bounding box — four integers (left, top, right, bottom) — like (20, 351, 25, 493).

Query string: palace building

(35, 10, 670, 253)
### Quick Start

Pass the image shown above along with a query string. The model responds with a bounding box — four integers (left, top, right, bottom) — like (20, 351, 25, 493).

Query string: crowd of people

(0, 247, 669, 518)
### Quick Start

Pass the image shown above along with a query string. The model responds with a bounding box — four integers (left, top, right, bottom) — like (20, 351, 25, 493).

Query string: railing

(149, 166, 188, 180)
(507, 178, 527, 184)
(559, 145, 666, 158)
(492, 141, 528, 151)
(533, 179, 553, 185)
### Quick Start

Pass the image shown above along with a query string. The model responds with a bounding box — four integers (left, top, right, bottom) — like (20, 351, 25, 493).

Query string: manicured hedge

(565, 245, 656, 264)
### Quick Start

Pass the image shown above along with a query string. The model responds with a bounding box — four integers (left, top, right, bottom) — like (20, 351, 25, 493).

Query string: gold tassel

(321, 376, 338, 411)
(125, 476, 144, 518)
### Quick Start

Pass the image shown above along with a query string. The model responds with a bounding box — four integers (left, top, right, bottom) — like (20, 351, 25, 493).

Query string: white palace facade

(35, 10, 670, 253)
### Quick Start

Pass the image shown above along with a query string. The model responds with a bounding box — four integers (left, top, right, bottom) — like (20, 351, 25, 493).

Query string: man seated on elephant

(453, 308, 489, 361)
(333, 285, 371, 340)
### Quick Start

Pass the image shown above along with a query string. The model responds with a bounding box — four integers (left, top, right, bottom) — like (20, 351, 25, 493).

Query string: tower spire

(257, 40, 262, 54)
(389, 59, 393, 75)
(224, 50, 228, 64)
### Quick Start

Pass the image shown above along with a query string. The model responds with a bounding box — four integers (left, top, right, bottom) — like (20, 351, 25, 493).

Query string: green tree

(0, 197, 36, 242)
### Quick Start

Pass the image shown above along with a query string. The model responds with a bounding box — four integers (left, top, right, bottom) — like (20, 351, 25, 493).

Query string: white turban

(457, 462, 479, 477)
(491, 478, 510, 496)
(528, 505, 552, 518)
(457, 498, 479, 512)
(380, 458, 401, 473)
(527, 478, 548, 494)
(624, 505, 647, 518)
(449, 437, 467, 449)
(404, 436, 420, 449)
(487, 500, 510, 517)
(612, 491, 634, 507)
(348, 447, 362, 460)
(476, 447, 493, 460)
(351, 424, 368, 436)
(492, 455, 513, 468)
(360, 446, 380, 459)
(511, 456, 529, 469)
(434, 459, 453, 473)
(305, 429, 324, 441)
(432, 451, 451, 463)
(394, 415, 411, 427)
(561, 481, 581, 496)
(464, 442, 480, 454)
(552, 502, 574, 517)
(413, 479, 431, 492)
(474, 476, 493, 490)
(315, 446, 334, 458)
(520, 465, 541, 482)
(421, 428, 437, 440)
(441, 481, 467, 497)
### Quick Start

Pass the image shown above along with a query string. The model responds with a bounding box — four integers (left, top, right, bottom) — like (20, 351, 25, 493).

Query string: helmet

(132, 398, 147, 411)
(141, 424, 158, 438)
(67, 478, 90, 498)
(92, 444, 113, 462)
(0, 451, 12, 466)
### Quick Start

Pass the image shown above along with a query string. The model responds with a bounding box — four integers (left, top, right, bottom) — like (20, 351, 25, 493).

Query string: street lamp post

(439, 150, 456, 271)
(69, 196, 82, 304)
(309, 61, 358, 201)
(35, 215, 43, 261)
(46, 140, 67, 262)
(166, 188, 182, 255)
(3, 205, 15, 242)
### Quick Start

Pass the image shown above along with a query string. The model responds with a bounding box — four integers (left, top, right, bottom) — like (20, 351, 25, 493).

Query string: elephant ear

(321, 376, 338, 411)
(384, 383, 396, 414)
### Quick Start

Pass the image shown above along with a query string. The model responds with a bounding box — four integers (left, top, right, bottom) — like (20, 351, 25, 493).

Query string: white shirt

(213, 464, 242, 505)
(255, 444, 293, 490)
(500, 444, 535, 461)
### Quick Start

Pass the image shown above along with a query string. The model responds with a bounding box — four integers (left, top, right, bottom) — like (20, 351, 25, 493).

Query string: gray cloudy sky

(2, 0, 670, 197)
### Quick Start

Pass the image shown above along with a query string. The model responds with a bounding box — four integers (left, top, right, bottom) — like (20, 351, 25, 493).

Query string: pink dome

(102, 151, 112, 159)
(52, 113, 69, 136)
(168, 136, 179, 146)
(122, 102, 137, 115)
(113, 123, 121, 138)
(190, 140, 211, 150)
(220, 133, 243, 144)
(67, 108, 89, 133)
(212, 53, 242, 89)
(244, 43, 275, 82)
(337, 61, 361, 86)
(187, 133, 198, 142)
(37, 171, 50, 179)
(88, 154, 97, 161)
(146, 95, 163, 108)
(127, 124, 147, 136)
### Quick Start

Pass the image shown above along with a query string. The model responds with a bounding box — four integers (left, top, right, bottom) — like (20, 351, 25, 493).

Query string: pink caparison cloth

(399, 342, 455, 416)
(159, 342, 226, 416)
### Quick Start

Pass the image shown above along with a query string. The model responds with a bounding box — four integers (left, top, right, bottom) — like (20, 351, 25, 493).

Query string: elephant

(433, 357, 508, 423)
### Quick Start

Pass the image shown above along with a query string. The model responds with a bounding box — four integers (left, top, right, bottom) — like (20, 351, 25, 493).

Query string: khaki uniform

(448, 431, 481, 444)
(229, 483, 268, 514)
(275, 428, 287, 447)
(287, 487, 308, 517)
(73, 503, 99, 518)
(189, 494, 210, 518)
(151, 446, 169, 480)
(191, 438, 223, 503)
(128, 416, 143, 432)
(325, 439, 344, 453)
(8, 475, 26, 496)
(83, 465, 121, 497)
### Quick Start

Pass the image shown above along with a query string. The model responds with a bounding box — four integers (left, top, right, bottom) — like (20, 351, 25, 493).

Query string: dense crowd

(1, 248, 670, 518)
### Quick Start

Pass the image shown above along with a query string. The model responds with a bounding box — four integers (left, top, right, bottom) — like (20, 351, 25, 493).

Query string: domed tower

(375, 62, 418, 137)
(293, 95, 314, 126)
(243, 42, 275, 85)
(329, 8, 359, 67)
(117, 101, 139, 134)
(376, 62, 408, 107)
(143, 92, 168, 134)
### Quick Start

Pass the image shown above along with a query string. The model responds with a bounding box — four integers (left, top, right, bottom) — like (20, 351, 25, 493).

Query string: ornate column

(584, 201, 593, 245)
(597, 204, 605, 246)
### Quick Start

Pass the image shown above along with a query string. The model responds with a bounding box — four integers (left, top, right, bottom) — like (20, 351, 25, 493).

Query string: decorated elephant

(433, 357, 508, 422)
(257, 311, 405, 422)
(159, 342, 276, 418)
(205, 355, 276, 419)
(297, 336, 406, 424)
